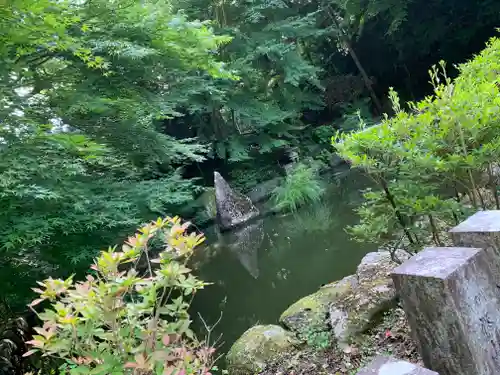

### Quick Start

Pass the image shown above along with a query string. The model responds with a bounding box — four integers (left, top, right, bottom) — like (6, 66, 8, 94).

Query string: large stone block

(392, 247, 500, 375)
(449, 210, 500, 251)
(356, 356, 438, 375)
(449, 210, 500, 280)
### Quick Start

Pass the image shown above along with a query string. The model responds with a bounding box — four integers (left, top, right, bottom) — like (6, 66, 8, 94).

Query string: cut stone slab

(449, 210, 500, 281)
(226, 325, 299, 375)
(449, 210, 500, 248)
(356, 356, 438, 375)
(392, 246, 500, 375)
(214, 171, 259, 231)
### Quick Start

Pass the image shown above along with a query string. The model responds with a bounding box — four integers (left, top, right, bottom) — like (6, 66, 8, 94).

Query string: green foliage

(313, 126, 338, 146)
(334, 37, 500, 251)
(171, 0, 327, 163)
(26, 217, 215, 375)
(337, 98, 375, 132)
(229, 162, 279, 193)
(0, 0, 235, 310)
(272, 163, 325, 212)
(2, 0, 500, 320)
(304, 328, 331, 350)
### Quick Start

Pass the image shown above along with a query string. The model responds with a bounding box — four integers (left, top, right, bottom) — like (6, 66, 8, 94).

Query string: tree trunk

(379, 179, 416, 245)
(487, 164, 500, 209)
(324, 5, 383, 114)
(428, 214, 443, 246)
(344, 39, 383, 114)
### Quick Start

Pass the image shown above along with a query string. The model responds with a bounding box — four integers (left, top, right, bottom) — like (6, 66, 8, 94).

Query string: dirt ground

(259, 306, 421, 375)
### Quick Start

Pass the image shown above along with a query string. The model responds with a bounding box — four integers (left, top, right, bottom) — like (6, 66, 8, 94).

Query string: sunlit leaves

(335, 37, 500, 251)
(27, 218, 214, 375)
(0, 0, 233, 272)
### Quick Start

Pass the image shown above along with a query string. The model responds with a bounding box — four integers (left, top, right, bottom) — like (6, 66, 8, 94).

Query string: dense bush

(25, 217, 215, 375)
(334, 37, 500, 253)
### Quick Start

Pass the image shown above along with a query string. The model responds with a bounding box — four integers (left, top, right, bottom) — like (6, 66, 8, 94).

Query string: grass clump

(272, 163, 325, 212)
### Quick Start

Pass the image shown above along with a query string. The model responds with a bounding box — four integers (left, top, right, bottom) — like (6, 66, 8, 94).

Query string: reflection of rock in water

(223, 220, 264, 279)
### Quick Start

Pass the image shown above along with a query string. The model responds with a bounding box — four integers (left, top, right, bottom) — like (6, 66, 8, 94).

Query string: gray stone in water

(392, 246, 500, 375)
(356, 356, 438, 375)
(214, 171, 259, 231)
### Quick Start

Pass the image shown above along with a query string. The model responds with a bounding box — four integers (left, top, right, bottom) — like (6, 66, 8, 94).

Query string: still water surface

(189, 170, 375, 355)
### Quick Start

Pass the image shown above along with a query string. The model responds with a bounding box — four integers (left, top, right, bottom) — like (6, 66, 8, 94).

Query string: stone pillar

(449, 210, 500, 251)
(449, 210, 500, 280)
(391, 246, 500, 375)
(356, 356, 438, 375)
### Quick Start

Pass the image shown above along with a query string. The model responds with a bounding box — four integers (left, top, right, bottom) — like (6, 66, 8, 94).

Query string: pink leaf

(22, 349, 38, 357)
(28, 298, 44, 307)
(162, 334, 170, 346)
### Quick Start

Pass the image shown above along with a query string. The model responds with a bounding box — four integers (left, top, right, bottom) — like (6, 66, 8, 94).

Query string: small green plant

(272, 163, 325, 212)
(25, 217, 215, 375)
(304, 329, 331, 350)
(313, 125, 337, 145)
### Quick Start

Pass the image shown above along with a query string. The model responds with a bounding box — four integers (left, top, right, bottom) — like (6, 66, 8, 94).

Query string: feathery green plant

(272, 163, 325, 212)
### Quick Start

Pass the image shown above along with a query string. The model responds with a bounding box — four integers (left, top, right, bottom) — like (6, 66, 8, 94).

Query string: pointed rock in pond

(214, 171, 259, 231)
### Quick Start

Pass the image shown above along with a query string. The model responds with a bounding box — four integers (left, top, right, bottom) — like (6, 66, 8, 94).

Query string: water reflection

(223, 219, 264, 279)
(189, 170, 374, 356)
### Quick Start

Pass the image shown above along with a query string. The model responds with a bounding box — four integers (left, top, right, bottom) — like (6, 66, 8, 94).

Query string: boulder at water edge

(214, 171, 259, 231)
(279, 275, 355, 337)
(278, 249, 411, 346)
(328, 250, 411, 345)
(226, 325, 300, 375)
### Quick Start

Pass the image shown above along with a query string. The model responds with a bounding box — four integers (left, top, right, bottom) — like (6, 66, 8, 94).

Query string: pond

(189, 169, 375, 357)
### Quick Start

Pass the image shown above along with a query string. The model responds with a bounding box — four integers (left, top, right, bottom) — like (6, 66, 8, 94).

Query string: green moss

(226, 325, 300, 375)
(335, 277, 397, 340)
(279, 282, 351, 335)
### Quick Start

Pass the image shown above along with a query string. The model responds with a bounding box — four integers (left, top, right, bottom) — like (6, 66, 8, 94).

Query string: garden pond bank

(225, 248, 422, 375)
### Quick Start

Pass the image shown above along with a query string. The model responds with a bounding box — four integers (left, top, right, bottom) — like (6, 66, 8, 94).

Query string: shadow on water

(189, 169, 374, 358)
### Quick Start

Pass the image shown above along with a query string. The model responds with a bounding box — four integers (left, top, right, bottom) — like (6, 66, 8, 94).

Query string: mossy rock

(279, 278, 353, 336)
(226, 325, 300, 375)
(329, 274, 398, 346)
